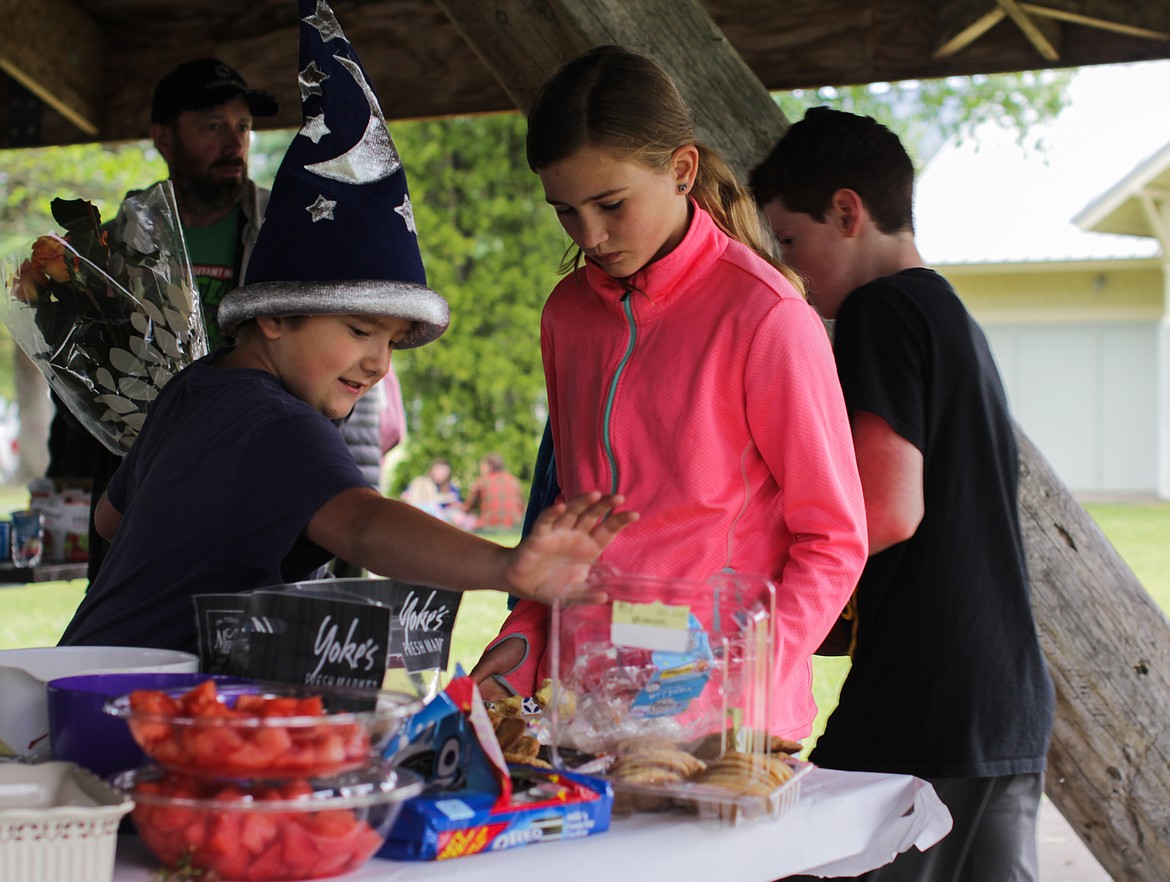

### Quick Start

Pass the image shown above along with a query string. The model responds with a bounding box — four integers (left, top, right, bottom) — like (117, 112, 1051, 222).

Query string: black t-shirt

(58, 358, 368, 654)
(811, 268, 1054, 778)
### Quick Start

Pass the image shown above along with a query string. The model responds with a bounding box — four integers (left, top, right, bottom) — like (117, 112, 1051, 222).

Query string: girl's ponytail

(692, 145, 804, 293)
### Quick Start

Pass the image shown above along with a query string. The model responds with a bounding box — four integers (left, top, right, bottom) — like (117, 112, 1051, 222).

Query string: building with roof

(916, 60, 1170, 498)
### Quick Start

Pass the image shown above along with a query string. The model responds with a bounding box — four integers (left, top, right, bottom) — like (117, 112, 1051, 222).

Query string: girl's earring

(678, 183, 688, 193)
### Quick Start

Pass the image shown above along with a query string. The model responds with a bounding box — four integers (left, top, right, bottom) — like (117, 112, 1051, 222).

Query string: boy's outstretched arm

(306, 488, 636, 605)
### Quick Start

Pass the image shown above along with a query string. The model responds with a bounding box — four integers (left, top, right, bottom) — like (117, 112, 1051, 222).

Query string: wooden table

(111, 767, 952, 881)
(0, 561, 88, 584)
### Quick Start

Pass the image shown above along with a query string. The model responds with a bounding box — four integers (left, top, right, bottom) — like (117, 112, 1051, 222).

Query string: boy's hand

(503, 492, 637, 606)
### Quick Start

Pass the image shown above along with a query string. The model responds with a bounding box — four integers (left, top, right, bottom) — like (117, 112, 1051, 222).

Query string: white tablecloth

(111, 767, 951, 881)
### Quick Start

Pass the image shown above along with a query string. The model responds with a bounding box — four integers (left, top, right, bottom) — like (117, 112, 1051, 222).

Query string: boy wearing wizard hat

(58, 0, 635, 655)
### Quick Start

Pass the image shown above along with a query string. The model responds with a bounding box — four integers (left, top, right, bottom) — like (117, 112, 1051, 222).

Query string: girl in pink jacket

(473, 45, 867, 739)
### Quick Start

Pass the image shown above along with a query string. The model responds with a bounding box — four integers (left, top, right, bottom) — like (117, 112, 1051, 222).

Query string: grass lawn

(3, 489, 1167, 750)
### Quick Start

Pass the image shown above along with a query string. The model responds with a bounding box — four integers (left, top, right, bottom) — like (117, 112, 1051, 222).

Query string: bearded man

(46, 59, 278, 579)
(137, 58, 279, 349)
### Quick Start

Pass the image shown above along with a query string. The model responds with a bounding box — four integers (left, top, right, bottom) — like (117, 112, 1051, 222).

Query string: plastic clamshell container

(0, 760, 134, 882)
(547, 570, 804, 825)
(618, 752, 812, 825)
(105, 680, 424, 779)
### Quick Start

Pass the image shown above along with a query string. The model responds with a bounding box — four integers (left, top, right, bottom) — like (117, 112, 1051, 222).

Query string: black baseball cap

(151, 58, 279, 124)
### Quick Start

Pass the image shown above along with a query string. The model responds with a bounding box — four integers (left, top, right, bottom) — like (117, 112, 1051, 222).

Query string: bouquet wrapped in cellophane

(1, 181, 207, 455)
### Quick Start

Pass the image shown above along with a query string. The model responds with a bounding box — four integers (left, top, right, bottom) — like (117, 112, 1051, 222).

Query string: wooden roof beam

(1021, 4, 1170, 42)
(1137, 190, 1169, 249)
(937, 0, 1170, 61)
(935, 0, 1061, 62)
(999, 0, 1061, 61)
(0, 0, 102, 136)
(935, 3, 1008, 58)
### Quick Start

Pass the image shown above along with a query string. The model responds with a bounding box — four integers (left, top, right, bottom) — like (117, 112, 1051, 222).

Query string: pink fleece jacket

(490, 206, 867, 738)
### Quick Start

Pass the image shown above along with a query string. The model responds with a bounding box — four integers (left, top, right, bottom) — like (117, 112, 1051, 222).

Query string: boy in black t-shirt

(750, 108, 1054, 881)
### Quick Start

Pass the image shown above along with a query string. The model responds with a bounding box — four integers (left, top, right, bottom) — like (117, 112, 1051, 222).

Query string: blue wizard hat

(218, 0, 449, 348)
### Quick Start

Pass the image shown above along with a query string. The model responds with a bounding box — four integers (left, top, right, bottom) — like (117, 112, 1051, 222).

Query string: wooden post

(1017, 428, 1170, 880)
(433, 0, 786, 179)
(437, 2, 1170, 878)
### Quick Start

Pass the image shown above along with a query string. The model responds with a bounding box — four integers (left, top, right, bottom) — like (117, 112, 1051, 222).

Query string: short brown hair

(750, 107, 915, 235)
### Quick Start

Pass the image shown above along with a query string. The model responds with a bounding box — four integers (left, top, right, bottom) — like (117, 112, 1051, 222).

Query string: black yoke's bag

(194, 578, 461, 699)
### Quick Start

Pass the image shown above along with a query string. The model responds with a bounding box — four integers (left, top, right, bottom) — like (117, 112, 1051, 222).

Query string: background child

(750, 107, 1053, 880)
(401, 457, 465, 524)
(462, 452, 526, 532)
(57, 0, 635, 656)
(472, 45, 867, 740)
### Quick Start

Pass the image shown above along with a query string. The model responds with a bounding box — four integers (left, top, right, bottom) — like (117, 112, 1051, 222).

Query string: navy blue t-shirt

(59, 357, 368, 654)
(811, 269, 1054, 778)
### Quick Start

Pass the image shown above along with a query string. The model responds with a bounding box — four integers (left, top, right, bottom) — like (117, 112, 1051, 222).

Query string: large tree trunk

(1017, 428, 1170, 880)
(434, 0, 786, 170)
(438, 2, 1170, 879)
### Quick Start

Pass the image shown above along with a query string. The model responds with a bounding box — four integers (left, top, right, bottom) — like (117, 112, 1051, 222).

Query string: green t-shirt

(184, 206, 243, 350)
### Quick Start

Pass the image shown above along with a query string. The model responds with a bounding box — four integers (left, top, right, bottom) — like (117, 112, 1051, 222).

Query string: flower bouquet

(1, 181, 207, 455)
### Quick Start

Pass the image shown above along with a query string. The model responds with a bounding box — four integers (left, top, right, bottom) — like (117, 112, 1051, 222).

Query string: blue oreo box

(378, 764, 612, 861)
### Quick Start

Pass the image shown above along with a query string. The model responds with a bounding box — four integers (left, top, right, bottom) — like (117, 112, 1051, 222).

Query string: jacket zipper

(601, 290, 637, 495)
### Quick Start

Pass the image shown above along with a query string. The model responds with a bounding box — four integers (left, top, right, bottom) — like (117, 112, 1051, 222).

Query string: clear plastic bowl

(112, 762, 423, 881)
(105, 681, 424, 779)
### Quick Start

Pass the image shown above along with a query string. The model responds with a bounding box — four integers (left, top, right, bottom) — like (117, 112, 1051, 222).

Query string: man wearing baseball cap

(151, 58, 280, 124)
(48, 58, 280, 581)
(146, 57, 279, 320)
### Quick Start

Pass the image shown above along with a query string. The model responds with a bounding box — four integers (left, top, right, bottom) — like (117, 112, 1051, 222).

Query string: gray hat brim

(217, 279, 450, 348)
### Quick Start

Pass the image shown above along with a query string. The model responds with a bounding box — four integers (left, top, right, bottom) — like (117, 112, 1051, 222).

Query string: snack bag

(379, 674, 613, 860)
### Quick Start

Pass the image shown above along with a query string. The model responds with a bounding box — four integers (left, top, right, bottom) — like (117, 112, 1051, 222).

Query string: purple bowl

(47, 672, 252, 778)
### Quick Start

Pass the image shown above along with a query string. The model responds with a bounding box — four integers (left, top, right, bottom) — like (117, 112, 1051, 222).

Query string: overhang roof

(1074, 139, 1170, 239)
(917, 60, 1170, 266)
(3, 0, 1170, 148)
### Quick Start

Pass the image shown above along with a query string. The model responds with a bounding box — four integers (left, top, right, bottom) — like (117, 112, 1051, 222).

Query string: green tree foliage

(0, 71, 1072, 493)
(385, 114, 568, 494)
(0, 142, 166, 403)
(776, 69, 1073, 167)
(0, 142, 166, 257)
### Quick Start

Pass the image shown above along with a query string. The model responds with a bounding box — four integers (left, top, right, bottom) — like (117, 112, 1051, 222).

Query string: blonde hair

(526, 44, 803, 292)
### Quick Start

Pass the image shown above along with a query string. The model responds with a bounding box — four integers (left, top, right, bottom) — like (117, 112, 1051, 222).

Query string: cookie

(504, 752, 552, 768)
(611, 747, 706, 782)
(614, 734, 680, 756)
(697, 750, 795, 792)
(494, 715, 527, 752)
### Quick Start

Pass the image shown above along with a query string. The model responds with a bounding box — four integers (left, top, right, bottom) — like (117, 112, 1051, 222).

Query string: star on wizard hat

(218, 0, 449, 348)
